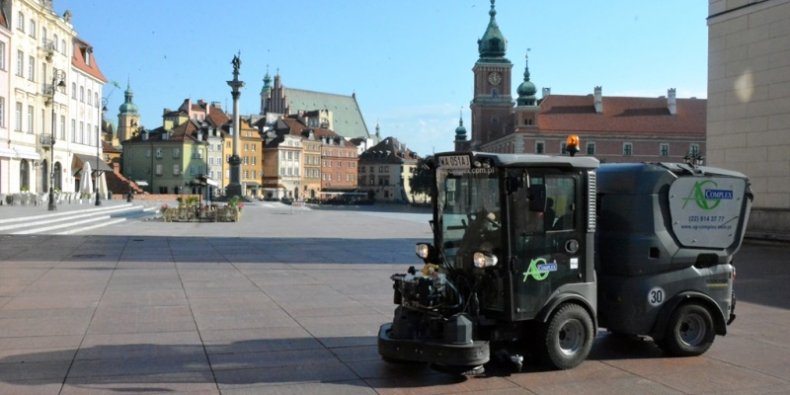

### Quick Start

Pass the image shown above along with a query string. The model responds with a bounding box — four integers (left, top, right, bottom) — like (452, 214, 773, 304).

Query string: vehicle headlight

(473, 252, 498, 268)
(415, 243, 431, 260)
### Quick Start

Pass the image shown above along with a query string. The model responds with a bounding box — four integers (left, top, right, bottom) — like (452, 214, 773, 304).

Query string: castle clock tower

(470, 0, 514, 150)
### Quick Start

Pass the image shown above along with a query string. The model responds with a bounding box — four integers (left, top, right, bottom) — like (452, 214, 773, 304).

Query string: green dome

(517, 80, 536, 97)
(454, 113, 467, 140)
(119, 84, 139, 114)
(517, 52, 537, 106)
(478, 0, 506, 58)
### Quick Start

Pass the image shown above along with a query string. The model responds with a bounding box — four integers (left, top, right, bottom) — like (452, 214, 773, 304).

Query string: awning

(72, 153, 113, 173)
(13, 147, 41, 160)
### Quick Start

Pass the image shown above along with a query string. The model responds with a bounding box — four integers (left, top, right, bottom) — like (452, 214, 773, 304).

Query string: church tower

(470, 0, 514, 150)
(260, 68, 272, 115)
(117, 82, 140, 142)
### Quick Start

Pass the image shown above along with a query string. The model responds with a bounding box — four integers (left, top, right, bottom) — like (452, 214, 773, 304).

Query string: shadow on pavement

(0, 333, 677, 389)
(0, 235, 425, 265)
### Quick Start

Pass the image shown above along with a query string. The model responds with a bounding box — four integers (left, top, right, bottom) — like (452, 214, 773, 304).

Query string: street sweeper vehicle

(377, 148, 752, 372)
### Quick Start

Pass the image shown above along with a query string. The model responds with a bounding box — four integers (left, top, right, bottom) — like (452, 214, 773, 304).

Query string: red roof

(535, 95, 706, 136)
(72, 37, 107, 83)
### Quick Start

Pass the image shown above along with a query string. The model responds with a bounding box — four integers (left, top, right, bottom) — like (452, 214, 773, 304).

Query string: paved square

(0, 203, 788, 394)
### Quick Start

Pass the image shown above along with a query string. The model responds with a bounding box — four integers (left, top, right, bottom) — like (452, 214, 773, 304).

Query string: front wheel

(658, 304, 715, 356)
(542, 304, 594, 370)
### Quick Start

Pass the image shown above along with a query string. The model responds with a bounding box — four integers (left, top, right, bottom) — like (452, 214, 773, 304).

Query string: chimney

(542, 87, 551, 98)
(594, 86, 603, 113)
(667, 88, 677, 115)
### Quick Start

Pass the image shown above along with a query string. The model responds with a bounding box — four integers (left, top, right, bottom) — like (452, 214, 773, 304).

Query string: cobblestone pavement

(0, 202, 788, 394)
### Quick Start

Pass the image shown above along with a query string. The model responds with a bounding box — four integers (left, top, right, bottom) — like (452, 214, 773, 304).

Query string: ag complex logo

(682, 180, 733, 210)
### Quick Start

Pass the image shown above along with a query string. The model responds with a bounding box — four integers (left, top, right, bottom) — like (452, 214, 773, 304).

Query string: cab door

(507, 168, 587, 320)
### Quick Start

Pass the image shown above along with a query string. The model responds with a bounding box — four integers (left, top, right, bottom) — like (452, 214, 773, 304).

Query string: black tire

(542, 304, 594, 370)
(658, 303, 715, 357)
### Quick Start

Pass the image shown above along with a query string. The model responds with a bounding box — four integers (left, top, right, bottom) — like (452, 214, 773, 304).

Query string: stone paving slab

(0, 204, 787, 394)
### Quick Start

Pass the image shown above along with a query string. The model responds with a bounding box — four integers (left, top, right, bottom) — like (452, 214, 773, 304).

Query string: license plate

(438, 155, 471, 170)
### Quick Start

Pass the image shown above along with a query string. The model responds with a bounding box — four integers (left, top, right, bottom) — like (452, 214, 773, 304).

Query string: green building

(121, 121, 209, 194)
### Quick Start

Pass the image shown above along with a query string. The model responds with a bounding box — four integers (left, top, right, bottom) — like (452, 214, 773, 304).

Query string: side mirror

(528, 184, 546, 212)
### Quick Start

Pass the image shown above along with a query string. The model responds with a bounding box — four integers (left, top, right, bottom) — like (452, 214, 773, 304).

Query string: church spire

(454, 108, 467, 141)
(517, 50, 537, 106)
(477, 0, 507, 59)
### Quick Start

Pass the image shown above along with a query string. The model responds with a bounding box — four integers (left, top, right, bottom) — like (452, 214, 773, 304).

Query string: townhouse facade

(121, 122, 208, 194)
(1, 0, 107, 197)
(358, 136, 422, 203)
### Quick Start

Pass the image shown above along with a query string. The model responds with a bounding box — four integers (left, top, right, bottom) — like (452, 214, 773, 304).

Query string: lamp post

(47, 69, 66, 211)
(96, 99, 107, 206)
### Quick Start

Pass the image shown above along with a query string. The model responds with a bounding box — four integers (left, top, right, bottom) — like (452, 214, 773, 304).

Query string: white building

(2, 0, 106, 198)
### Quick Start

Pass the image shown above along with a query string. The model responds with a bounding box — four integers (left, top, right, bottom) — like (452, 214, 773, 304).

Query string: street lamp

(96, 99, 107, 206)
(47, 69, 66, 211)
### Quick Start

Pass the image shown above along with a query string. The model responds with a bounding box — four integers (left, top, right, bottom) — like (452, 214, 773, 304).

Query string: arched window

(20, 159, 30, 191)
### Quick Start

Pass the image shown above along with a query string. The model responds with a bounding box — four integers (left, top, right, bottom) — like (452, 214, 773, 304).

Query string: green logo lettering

(523, 257, 550, 282)
(682, 180, 721, 211)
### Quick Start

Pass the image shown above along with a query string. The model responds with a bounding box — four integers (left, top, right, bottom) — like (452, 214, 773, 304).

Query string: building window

(623, 142, 633, 156)
(173, 164, 180, 175)
(80, 121, 84, 143)
(80, 87, 84, 102)
(17, 12, 24, 32)
(60, 115, 66, 140)
(29, 20, 36, 37)
(689, 143, 700, 156)
(173, 148, 180, 158)
(27, 105, 33, 134)
(71, 119, 76, 142)
(155, 148, 162, 159)
(71, 83, 77, 99)
(14, 102, 22, 132)
(16, 50, 23, 77)
(0, 97, 4, 128)
(27, 56, 34, 81)
(155, 164, 162, 176)
(0, 42, 5, 70)
(586, 142, 596, 156)
(87, 89, 92, 105)
(536, 141, 545, 154)
(660, 143, 669, 157)
(560, 142, 568, 155)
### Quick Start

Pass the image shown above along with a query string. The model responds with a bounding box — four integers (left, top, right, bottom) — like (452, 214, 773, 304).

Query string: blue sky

(57, 0, 708, 156)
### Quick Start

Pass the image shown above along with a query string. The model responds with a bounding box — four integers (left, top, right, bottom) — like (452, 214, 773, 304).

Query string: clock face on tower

(488, 71, 502, 86)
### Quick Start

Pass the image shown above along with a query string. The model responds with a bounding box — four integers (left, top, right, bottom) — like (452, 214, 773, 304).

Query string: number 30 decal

(648, 287, 665, 307)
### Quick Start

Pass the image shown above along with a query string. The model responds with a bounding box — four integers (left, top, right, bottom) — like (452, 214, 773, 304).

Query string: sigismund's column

(225, 54, 245, 198)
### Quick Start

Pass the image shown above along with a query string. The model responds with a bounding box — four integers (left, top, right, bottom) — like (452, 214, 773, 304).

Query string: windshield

(436, 166, 501, 269)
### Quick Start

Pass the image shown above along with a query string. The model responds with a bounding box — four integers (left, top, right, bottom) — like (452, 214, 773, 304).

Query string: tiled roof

(536, 95, 705, 136)
(206, 106, 230, 128)
(283, 88, 369, 140)
(72, 37, 107, 83)
(360, 136, 420, 164)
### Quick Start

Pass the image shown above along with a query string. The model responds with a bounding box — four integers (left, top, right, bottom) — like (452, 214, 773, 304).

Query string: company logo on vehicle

(682, 180, 733, 211)
(523, 257, 558, 282)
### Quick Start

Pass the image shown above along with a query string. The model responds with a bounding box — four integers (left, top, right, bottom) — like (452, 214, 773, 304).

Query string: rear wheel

(542, 304, 594, 370)
(658, 303, 715, 356)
